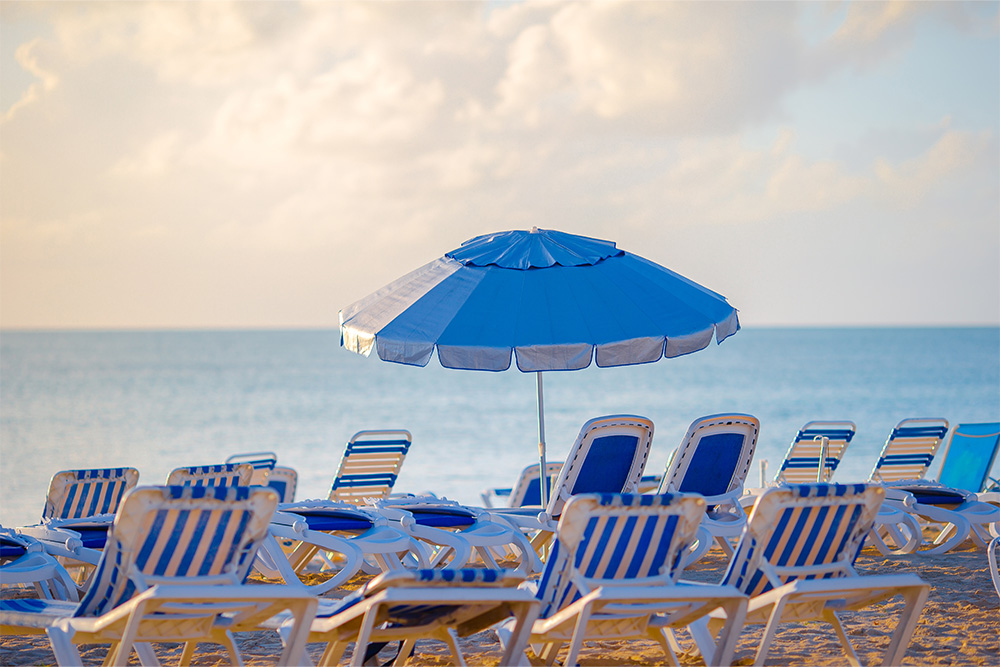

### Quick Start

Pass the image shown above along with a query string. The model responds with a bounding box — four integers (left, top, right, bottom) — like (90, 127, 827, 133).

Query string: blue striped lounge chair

(334, 432, 543, 574)
(0, 528, 77, 601)
(16, 467, 141, 578)
(262, 568, 541, 667)
(695, 483, 929, 666)
(255, 437, 429, 594)
(328, 430, 413, 504)
(165, 462, 255, 487)
(489, 414, 655, 553)
(0, 485, 316, 666)
(496, 493, 748, 667)
(774, 420, 857, 484)
(655, 413, 760, 561)
(480, 462, 564, 508)
(226, 451, 299, 502)
(876, 422, 1000, 553)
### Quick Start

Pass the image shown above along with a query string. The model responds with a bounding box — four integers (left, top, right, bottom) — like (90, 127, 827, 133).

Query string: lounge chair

(496, 492, 748, 667)
(0, 485, 316, 666)
(263, 568, 541, 667)
(288, 429, 540, 575)
(876, 422, 1000, 553)
(0, 528, 77, 601)
(868, 418, 950, 483)
(16, 467, 141, 581)
(165, 462, 255, 487)
(489, 414, 655, 554)
(226, 451, 299, 502)
(989, 536, 1000, 599)
(655, 413, 760, 561)
(480, 462, 564, 509)
(773, 421, 856, 484)
(694, 483, 929, 666)
(328, 430, 412, 504)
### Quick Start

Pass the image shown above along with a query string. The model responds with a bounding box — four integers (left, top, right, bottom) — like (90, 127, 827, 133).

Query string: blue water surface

(1, 327, 997, 527)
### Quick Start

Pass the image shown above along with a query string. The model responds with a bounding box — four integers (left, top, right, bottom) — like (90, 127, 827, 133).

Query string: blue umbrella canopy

(340, 228, 740, 507)
(341, 228, 739, 371)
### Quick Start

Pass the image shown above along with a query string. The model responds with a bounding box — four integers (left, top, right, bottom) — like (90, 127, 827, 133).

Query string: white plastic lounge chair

(328, 430, 413, 504)
(0, 485, 316, 666)
(773, 421, 856, 484)
(368, 495, 544, 574)
(165, 462, 255, 487)
(17, 467, 141, 581)
(868, 418, 950, 483)
(496, 492, 748, 667)
(655, 413, 760, 561)
(989, 536, 1000, 600)
(262, 568, 541, 667)
(490, 414, 655, 553)
(481, 462, 564, 509)
(876, 422, 1000, 553)
(696, 483, 929, 666)
(0, 528, 78, 602)
(226, 451, 299, 502)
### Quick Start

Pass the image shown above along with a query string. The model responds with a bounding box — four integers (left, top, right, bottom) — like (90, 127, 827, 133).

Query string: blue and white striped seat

(226, 451, 299, 502)
(875, 422, 1000, 553)
(500, 492, 748, 666)
(775, 420, 856, 484)
(701, 483, 929, 666)
(16, 467, 141, 575)
(264, 567, 540, 666)
(490, 414, 655, 554)
(480, 462, 564, 508)
(869, 418, 950, 483)
(329, 430, 412, 504)
(0, 485, 316, 666)
(655, 413, 760, 561)
(166, 462, 255, 487)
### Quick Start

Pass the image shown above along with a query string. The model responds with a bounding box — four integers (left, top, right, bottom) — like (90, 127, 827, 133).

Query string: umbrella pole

(537, 371, 548, 509)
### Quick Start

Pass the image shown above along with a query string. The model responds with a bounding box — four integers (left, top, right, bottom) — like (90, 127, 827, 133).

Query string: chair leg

(46, 624, 86, 667)
(134, 643, 160, 666)
(881, 585, 930, 666)
(441, 629, 467, 667)
(822, 609, 861, 667)
(564, 604, 593, 667)
(754, 597, 790, 666)
(319, 641, 347, 667)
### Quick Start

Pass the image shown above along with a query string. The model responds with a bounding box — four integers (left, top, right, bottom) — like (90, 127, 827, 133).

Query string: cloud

(0, 1, 996, 328)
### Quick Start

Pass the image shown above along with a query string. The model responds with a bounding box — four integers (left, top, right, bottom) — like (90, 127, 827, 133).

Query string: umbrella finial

(530, 226, 539, 234)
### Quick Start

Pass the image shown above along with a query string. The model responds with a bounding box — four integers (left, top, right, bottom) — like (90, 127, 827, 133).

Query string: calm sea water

(1, 327, 998, 528)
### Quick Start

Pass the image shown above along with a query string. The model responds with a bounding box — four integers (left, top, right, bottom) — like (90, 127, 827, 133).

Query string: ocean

(1, 327, 998, 529)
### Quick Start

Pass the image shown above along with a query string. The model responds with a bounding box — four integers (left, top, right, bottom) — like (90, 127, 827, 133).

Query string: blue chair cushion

(897, 486, 968, 505)
(296, 510, 374, 532)
(406, 507, 476, 529)
(676, 432, 745, 497)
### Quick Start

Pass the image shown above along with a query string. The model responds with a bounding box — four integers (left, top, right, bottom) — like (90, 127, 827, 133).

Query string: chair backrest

(775, 421, 856, 484)
(721, 483, 882, 598)
(165, 463, 254, 488)
(266, 467, 298, 503)
(74, 485, 278, 618)
(534, 493, 705, 620)
(225, 451, 278, 486)
(869, 418, 950, 483)
(43, 468, 140, 521)
(936, 423, 1000, 492)
(546, 415, 654, 518)
(657, 413, 760, 496)
(328, 430, 412, 504)
(508, 462, 564, 508)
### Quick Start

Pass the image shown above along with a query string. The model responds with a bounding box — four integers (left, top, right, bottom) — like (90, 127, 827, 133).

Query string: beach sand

(2, 541, 997, 666)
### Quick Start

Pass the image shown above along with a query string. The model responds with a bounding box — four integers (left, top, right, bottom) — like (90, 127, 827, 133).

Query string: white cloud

(0, 1, 996, 328)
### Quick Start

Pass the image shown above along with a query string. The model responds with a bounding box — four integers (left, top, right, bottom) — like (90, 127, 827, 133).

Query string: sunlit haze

(1, 1, 998, 330)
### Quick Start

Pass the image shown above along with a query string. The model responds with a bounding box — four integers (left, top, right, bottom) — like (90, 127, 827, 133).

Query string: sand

(2, 541, 998, 666)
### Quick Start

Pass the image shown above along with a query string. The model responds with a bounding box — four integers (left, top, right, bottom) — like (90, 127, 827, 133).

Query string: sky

(1, 1, 998, 330)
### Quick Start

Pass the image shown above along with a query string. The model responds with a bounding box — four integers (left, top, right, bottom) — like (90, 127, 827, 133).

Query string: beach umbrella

(339, 227, 740, 507)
